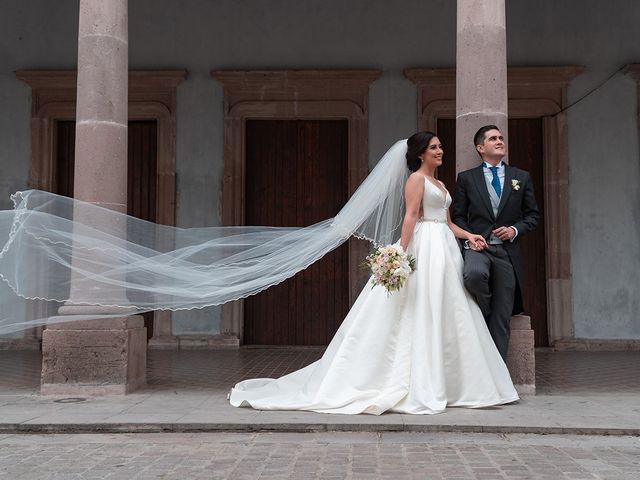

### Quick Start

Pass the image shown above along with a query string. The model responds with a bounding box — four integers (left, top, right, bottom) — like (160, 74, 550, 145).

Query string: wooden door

(436, 118, 549, 346)
(55, 120, 159, 340)
(55, 121, 76, 197)
(127, 121, 158, 226)
(243, 120, 349, 345)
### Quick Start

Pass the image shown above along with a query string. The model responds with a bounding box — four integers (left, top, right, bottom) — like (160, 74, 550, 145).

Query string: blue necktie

(489, 165, 501, 197)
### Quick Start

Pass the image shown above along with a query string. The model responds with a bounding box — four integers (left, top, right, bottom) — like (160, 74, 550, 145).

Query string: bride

(229, 132, 519, 415)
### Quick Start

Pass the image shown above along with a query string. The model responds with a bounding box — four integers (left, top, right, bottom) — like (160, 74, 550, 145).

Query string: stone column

(456, 0, 509, 170)
(41, 0, 146, 395)
(148, 311, 179, 349)
(456, 1, 535, 393)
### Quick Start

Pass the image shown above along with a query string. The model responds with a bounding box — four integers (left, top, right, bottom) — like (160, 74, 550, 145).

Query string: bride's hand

(467, 234, 487, 251)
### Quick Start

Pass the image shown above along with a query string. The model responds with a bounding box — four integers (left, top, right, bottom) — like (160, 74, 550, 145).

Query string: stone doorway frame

(13, 70, 186, 350)
(210, 70, 380, 343)
(404, 66, 584, 345)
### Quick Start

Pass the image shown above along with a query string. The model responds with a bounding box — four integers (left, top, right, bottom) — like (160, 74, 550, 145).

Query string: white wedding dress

(229, 177, 519, 415)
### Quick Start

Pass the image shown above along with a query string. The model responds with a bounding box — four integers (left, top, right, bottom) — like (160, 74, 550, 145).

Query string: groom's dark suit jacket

(451, 164, 540, 314)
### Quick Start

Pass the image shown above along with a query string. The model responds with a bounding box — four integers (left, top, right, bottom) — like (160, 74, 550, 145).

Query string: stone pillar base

(148, 335, 180, 350)
(177, 334, 240, 350)
(40, 316, 146, 395)
(506, 314, 536, 395)
(147, 334, 242, 350)
(552, 338, 640, 351)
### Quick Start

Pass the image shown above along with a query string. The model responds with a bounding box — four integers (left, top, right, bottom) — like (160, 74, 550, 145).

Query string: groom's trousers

(462, 245, 516, 361)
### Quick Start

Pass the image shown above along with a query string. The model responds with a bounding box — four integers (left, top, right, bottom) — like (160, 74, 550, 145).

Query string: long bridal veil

(0, 140, 409, 334)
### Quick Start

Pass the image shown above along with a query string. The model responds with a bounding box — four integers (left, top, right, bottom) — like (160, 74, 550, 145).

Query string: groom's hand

(493, 226, 516, 241)
(467, 234, 488, 251)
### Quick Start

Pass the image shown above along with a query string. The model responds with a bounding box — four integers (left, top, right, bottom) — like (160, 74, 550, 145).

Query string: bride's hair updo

(406, 131, 436, 172)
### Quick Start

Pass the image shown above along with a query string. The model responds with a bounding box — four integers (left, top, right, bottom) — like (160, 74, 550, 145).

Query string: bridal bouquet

(365, 245, 416, 293)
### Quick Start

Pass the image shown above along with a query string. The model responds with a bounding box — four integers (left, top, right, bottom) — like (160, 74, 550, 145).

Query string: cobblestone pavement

(0, 432, 638, 479)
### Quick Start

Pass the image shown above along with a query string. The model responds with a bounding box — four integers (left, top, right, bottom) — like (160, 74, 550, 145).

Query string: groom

(451, 125, 540, 360)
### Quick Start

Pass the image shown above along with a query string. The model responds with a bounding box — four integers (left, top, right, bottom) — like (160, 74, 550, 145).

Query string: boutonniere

(511, 179, 521, 191)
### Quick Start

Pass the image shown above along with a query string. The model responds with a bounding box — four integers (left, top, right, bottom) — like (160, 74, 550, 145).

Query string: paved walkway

(0, 350, 639, 435)
(1, 432, 638, 479)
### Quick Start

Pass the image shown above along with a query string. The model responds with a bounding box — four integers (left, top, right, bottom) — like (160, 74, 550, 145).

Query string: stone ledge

(0, 338, 41, 351)
(177, 335, 240, 350)
(147, 334, 241, 350)
(148, 335, 180, 350)
(552, 338, 640, 351)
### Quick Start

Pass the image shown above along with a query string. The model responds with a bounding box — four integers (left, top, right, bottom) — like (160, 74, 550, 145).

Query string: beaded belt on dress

(417, 217, 446, 223)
